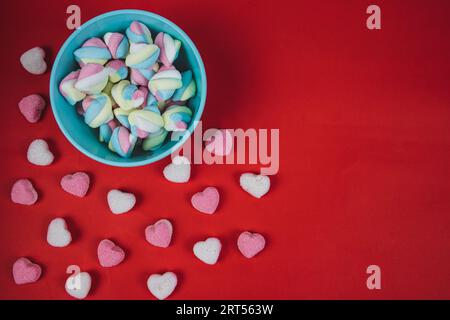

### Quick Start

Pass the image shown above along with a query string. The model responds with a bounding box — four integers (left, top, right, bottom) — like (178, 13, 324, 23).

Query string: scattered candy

(191, 187, 220, 215)
(11, 179, 38, 205)
(59, 70, 86, 105)
(130, 63, 159, 86)
(129, 108, 164, 138)
(145, 219, 173, 248)
(108, 126, 137, 158)
(142, 128, 168, 151)
(205, 129, 233, 156)
(162, 105, 192, 132)
(47, 218, 72, 247)
(111, 80, 146, 110)
(125, 42, 160, 69)
(155, 32, 181, 67)
(172, 70, 196, 102)
(65, 271, 91, 299)
(148, 66, 182, 102)
(20, 47, 47, 75)
(103, 32, 129, 59)
(163, 155, 191, 183)
(147, 272, 177, 300)
(60, 172, 90, 197)
(27, 139, 54, 166)
(18, 94, 46, 123)
(82, 93, 114, 128)
(237, 231, 266, 258)
(107, 189, 136, 214)
(106, 59, 128, 83)
(126, 21, 153, 44)
(193, 237, 222, 265)
(12, 257, 42, 285)
(75, 63, 110, 94)
(74, 37, 111, 66)
(240, 173, 271, 198)
(97, 239, 125, 267)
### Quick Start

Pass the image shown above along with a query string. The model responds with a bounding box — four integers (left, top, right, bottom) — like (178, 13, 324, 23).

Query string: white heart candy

(47, 218, 72, 247)
(107, 189, 136, 214)
(239, 173, 270, 198)
(193, 237, 222, 265)
(27, 139, 54, 166)
(65, 271, 91, 299)
(20, 47, 47, 75)
(163, 156, 191, 183)
(147, 272, 177, 300)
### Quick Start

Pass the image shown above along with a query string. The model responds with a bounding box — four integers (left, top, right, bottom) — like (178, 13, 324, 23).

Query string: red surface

(1, 0, 450, 299)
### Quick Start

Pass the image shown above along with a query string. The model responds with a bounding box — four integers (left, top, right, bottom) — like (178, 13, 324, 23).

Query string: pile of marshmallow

(59, 21, 196, 157)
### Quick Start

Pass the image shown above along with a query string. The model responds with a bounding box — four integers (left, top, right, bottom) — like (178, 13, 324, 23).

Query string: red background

(1, 0, 450, 299)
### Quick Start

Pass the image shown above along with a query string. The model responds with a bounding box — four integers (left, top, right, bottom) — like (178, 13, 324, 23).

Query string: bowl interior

(50, 10, 206, 166)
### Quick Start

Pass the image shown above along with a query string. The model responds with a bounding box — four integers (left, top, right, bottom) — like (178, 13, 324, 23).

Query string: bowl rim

(49, 9, 207, 167)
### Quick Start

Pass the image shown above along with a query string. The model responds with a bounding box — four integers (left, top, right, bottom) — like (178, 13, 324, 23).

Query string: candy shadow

(88, 269, 101, 296)
(64, 216, 82, 244)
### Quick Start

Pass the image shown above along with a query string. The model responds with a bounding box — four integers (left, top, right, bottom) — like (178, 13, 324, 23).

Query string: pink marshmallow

(145, 219, 173, 248)
(11, 179, 38, 205)
(191, 187, 220, 214)
(237, 231, 266, 258)
(60, 172, 90, 197)
(18, 94, 46, 123)
(97, 239, 125, 267)
(13, 257, 42, 285)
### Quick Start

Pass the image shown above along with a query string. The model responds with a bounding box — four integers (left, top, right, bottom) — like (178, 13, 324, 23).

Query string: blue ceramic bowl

(50, 10, 206, 166)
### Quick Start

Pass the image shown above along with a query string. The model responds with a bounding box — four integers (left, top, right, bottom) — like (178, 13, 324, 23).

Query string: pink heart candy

(191, 187, 220, 214)
(61, 172, 90, 197)
(97, 239, 125, 267)
(13, 257, 42, 285)
(11, 179, 38, 205)
(18, 94, 46, 123)
(205, 129, 233, 156)
(237, 231, 266, 258)
(145, 219, 173, 248)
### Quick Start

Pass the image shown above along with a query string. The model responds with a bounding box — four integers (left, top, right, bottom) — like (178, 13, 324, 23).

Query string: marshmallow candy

(239, 173, 271, 198)
(11, 179, 38, 205)
(103, 32, 129, 59)
(193, 237, 222, 265)
(99, 120, 118, 143)
(20, 47, 47, 75)
(130, 63, 159, 86)
(47, 218, 72, 247)
(148, 66, 182, 102)
(111, 80, 147, 110)
(163, 155, 191, 183)
(126, 21, 153, 44)
(126, 43, 160, 70)
(107, 189, 136, 214)
(191, 187, 220, 214)
(108, 126, 137, 158)
(145, 219, 173, 248)
(74, 37, 111, 66)
(82, 93, 114, 128)
(147, 272, 177, 300)
(129, 108, 164, 138)
(61, 172, 90, 197)
(155, 32, 181, 67)
(162, 105, 192, 132)
(113, 107, 132, 128)
(65, 271, 91, 299)
(106, 60, 128, 83)
(172, 70, 196, 103)
(237, 231, 266, 258)
(18, 94, 46, 123)
(142, 128, 168, 151)
(97, 239, 125, 267)
(27, 139, 54, 166)
(59, 70, 86, 105)
(75, 63, 110, 94)
(13, 257, 42, 285)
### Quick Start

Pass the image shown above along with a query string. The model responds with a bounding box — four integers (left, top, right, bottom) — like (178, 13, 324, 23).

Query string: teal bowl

(50, 10, 206, 167)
